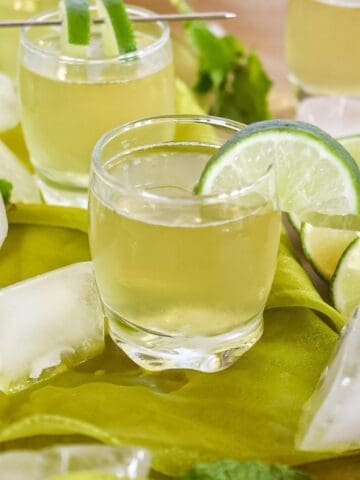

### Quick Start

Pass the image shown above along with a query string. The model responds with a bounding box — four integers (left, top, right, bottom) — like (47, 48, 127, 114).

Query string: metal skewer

(0, 12, 236, 28)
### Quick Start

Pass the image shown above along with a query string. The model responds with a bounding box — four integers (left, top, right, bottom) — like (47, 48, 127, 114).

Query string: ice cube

(0, 445, 151, 479)
(0, 195, 8, 249)
(297, 307, 360, 452)
(0, 140, 41, 203)
(0, 262, 105, 394)
(297, 96, 360, 138)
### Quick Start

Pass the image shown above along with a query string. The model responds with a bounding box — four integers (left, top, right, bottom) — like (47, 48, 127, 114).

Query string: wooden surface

(136, 0, 294, 116)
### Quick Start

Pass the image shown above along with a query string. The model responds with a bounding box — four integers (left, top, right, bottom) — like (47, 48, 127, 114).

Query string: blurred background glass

(286, 0, 360, 136)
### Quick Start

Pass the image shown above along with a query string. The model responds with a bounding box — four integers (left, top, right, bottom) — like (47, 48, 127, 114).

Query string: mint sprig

(179, 460, 313, 480)
(0, 179, 13, 205)
(171, 0, 272, 123)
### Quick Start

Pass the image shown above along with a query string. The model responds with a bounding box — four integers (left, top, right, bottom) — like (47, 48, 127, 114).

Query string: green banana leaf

(0, 79, 349, 475)
(0, 204, 344, 475)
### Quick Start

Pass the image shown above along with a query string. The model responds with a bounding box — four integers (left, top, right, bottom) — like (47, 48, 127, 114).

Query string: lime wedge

(0, 195, 8, 250)
(97, 0, 136, 56)
(299, 135, 360, 281)
(0, 140, 41, 204)
(63, 0, 90, 46)
(0, 73, 20, 134)
(196, 120, 360, 216)
(301, 223, 358, 281)
(332, 238, 360, 320)
(297, 307, 360, 452)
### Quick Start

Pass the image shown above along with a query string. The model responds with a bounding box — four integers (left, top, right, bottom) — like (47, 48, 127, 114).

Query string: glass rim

(20, 5, 170, 66)
(91, 114, 273, 206)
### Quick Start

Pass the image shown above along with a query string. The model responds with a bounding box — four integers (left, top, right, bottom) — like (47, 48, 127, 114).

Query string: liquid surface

(286, 0, 360, 94)
(89, 145, 281, 338)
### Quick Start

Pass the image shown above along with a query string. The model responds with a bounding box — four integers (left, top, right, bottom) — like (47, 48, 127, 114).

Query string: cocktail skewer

(0, 12, 236, 28)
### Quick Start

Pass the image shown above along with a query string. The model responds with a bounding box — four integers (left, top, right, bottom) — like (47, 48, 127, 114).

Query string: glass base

(36, 176, 88, 208)
(107, 312, 264, 373)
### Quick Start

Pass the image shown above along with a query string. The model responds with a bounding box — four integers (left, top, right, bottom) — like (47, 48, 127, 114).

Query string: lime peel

(0, 195, 8, 250)
(332, 238, 360, 319)
(99, 0, 137, 54)
(63, 0, 90, 46)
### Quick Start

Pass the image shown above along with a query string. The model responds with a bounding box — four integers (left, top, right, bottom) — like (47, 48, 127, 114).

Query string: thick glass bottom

(36, 175, 88, 208)
(107, 310, 264, 373)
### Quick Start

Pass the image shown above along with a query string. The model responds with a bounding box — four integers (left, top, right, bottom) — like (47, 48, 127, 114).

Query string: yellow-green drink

(89, 116, 281, 372)
(286, 0, 360, 97)
(19, 7, 175, 206)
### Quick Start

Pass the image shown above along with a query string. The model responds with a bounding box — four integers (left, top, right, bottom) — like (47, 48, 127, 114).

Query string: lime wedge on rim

(332, 238, 360, 320)
(97, 0, 137, 55)
(63, 0, 90, 46)
(196, 120, 360, 217)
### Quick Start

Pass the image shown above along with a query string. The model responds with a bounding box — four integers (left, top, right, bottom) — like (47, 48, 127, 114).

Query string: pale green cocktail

(89, 116, 281, 372)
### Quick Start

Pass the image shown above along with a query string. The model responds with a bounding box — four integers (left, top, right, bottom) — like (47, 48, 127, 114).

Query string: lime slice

(97, 0, 136, 56)
(63, 0, 90, 46)
(0, 195, 8, 250)
(299, 135, 360, 281)
(196, 120, 360, 216)
(0, 140, 41, 204)
(297, 307, 360, 452)
(301, 223, 358, 281)
(60, 0, 89, 57)
(0, 73, 20, 134)
(332, 238, 360, 320)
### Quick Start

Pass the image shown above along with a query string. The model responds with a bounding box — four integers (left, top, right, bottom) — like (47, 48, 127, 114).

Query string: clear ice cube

(0, 445, 151, 479)
(0, 262, 105, 394)
(297, 307, 360, 451)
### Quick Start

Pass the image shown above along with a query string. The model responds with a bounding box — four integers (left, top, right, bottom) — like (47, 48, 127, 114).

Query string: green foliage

(170, 0, 272, 123)
(180, 460, 313, 480)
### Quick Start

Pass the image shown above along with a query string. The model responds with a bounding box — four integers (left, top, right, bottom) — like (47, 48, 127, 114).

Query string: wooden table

(137, 0, 294, 117)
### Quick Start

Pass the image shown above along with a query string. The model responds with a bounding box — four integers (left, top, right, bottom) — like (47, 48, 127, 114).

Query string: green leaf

(0, 178, 12, 204)
(180, 460, 313, 480)
(171, 0, 272, 123)
(210, 51, 272, 123)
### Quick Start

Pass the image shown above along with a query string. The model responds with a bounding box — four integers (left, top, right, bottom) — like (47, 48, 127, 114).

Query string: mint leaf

(211, 50, 272, 122)
(180, 460, 313, 480)
(0, 179, 12, 204)
(170, 0, 272, 123)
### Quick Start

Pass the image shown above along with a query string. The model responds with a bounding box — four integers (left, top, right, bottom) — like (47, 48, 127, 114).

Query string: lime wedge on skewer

(97, 0, 137, 55)
(196, 120, 360, 217)
(63, 0, 90, 46)
(332, 238, 360, 320)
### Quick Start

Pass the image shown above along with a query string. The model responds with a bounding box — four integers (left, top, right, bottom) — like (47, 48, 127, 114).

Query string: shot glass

(89, 115, 281, 373)
(19, 5, 175, 207)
